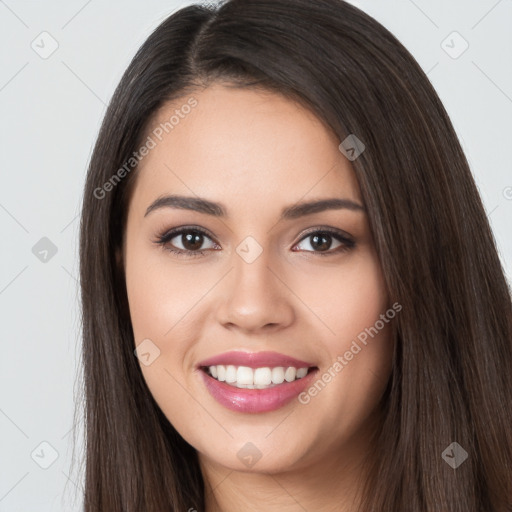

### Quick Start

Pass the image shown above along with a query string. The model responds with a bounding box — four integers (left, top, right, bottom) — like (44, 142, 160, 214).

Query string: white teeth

(296, 367, 308, 378)
(271, 367, 285, 384)
(236, 366, 253, 385)
(216, 365, 226, 382)
(284, 367, 297, 382)
(206, 364, 311, 387)
(225, 365, 237, 383)
(254, 367, 272, 386)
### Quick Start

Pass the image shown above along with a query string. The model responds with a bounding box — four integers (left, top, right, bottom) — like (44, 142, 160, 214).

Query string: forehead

(130, 83, 361, 214)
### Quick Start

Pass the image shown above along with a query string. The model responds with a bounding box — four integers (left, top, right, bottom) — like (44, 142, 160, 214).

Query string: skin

(121, 82, 395, 512)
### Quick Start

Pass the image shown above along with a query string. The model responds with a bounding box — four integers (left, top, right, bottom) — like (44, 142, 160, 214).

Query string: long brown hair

(77, 0, 512, 510)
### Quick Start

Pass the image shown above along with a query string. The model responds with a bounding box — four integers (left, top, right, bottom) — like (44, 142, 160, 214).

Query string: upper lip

(198, 351, 316, 369)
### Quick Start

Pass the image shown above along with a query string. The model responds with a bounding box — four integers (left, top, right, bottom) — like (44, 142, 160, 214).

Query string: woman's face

(122, 82, 394, 475)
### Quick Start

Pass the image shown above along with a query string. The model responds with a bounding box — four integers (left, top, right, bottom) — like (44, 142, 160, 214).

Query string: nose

(215, 246, 295, 334)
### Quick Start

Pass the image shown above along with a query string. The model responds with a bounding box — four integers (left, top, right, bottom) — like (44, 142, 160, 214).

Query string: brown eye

(294, 229, 355, 255)
(309, 233, 333, 251)
(154, 227, 219, 257)
(178, 231, 205, 251)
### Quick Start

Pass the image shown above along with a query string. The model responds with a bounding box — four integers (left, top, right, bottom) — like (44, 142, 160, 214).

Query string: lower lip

(199, 368, 319, 413)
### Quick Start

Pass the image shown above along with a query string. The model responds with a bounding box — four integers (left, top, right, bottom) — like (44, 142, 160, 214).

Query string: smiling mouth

(200, 364, 318, 389)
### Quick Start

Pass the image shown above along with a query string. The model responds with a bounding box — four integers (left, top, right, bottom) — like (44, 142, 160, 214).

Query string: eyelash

(153, 225, 356, 259)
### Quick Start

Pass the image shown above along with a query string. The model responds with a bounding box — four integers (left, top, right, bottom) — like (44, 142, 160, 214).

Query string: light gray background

(0, 0, 510, 510)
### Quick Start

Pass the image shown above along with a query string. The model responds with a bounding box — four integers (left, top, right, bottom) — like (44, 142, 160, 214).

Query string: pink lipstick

(198, 350, 314, 369)
(197, 351, 318, 413)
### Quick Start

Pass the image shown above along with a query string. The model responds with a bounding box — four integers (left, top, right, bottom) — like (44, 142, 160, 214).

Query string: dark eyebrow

(144, 194, 365, 219)
(281, 197, 364, 219)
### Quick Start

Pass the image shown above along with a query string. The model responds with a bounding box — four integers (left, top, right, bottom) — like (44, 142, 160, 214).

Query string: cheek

(124, 240, 211, 402)
(301, 249, 393, 422)
(331, 250, 392, 376)
(124, 242, 206, 344)
(294, 247, 390, 343)
(124, 249, 205, 440)
(335, 257, 389, 341)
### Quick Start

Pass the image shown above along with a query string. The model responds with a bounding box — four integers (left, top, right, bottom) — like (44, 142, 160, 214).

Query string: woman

(78, 0, 512, 510)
